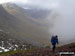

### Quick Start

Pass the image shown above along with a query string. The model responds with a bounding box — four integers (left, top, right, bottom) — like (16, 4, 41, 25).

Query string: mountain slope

(0, 3, 51, 47)
(0, 43, 75, 56)
(0, 4, 37, 52)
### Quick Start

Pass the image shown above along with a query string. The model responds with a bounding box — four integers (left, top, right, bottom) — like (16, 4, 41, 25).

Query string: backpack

(51, 36, 58, 44)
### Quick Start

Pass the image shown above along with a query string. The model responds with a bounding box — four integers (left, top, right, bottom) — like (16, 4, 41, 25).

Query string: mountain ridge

(0, 3, 51, 47)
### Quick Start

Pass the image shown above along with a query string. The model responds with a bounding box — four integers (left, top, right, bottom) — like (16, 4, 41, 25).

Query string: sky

(0, 0, 75, 45)
(0, 0, 59, 9)
(0, 0, 62, 10)
(0, 0, 28, 4)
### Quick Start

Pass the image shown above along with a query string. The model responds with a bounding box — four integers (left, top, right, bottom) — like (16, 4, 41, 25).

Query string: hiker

(51, 35, 59, 52)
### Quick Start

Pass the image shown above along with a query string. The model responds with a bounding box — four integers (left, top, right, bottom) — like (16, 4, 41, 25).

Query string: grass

(56, 43, 75, 49)
(0, 49, 35, 56)
(71, 43, 75, 47)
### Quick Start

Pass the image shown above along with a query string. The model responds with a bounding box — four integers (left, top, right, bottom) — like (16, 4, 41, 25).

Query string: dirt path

(5, 47, 75, 56)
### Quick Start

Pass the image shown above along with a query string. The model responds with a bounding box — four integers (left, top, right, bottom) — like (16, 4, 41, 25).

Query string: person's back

(51, 35, 59, 52)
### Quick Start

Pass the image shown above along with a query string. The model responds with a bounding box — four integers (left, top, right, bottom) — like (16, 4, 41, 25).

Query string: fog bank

(47, 0, 75, 45)
(1, 0, 75, 45)
(12, 0, 75, 45)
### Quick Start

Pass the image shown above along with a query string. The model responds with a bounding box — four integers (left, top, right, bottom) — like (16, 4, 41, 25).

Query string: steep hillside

(2, 3, 50, 26)
(2, 3, 51, 19)
(0, 3, 51, 47)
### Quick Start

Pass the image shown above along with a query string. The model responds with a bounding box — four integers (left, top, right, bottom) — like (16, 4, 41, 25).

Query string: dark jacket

(51, 36, 58, 45)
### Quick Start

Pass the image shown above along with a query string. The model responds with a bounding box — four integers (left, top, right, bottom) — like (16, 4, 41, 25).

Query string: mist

(0, 0, 75, 46)
(18, 0, 75, 45)
(48, 0, 75, 45)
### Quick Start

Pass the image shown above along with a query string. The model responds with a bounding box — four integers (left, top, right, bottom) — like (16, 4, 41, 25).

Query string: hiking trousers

(52, 43, 56, 52)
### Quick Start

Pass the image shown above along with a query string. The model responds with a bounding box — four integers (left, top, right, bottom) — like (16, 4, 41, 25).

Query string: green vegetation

(71, 43, 75, 47)
(0, 49, 35, 56)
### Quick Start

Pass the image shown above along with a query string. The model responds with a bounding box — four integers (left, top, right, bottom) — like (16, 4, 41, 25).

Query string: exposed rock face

(0, 31, 35, 52)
